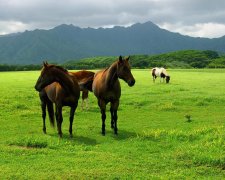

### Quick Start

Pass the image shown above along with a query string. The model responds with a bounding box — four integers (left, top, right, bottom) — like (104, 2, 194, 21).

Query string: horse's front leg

(69, 103, 77, 138)
(41, 100, 47, 134)
(111, 100, 119, 135)
(55, 105, 63, 138)
(98, 99, 106, 135)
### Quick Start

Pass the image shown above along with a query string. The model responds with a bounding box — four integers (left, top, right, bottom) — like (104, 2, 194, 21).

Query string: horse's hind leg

(110, 107, 114, 129)
(81, 99, 84, 111)
(69, 103, 77, 138)
(86, 97, 89, 110)
(41, 101, 47, 134)
(47, 101, 55, 127)
(98, 99, 106, 135)
(82, 90, 88, 110)
(153, 75, 157, 83)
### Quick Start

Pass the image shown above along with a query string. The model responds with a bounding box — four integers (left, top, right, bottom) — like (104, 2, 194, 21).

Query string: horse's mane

(102, 60, 118, 73)
(103, 66, 110, 73)
(47, 64, 68, 73)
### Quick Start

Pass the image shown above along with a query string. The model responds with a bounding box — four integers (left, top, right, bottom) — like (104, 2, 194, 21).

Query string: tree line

(0, 50, 225, 71)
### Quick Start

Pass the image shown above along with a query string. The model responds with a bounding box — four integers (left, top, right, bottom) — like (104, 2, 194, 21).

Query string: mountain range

(0, 21, 225, 65)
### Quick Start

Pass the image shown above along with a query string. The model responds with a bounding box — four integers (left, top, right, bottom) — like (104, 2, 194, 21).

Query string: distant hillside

(0, 21, 225, 65)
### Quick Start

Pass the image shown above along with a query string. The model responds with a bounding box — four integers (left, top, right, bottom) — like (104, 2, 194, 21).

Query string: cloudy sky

(1, 0, 225, 38)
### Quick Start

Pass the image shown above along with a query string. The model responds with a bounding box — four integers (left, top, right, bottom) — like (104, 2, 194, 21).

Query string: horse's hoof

(114, 129, 118, 135)
(102, 132, 105, 136)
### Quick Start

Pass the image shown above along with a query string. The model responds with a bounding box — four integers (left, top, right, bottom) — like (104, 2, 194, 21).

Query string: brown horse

(35, 62, 80, 137)
(70, 70, 95, 110)
(92, 56, 135, 135)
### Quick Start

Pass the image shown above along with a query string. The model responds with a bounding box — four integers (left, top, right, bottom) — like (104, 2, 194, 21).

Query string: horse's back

(161, 68, 168, 76)
(152, 67, 169, 76)
(71, 70, 95, 82)
(152, 67, 161, 77)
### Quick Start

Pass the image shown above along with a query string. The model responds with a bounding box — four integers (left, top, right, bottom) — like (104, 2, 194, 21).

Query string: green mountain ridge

(0, 21, 225, 65)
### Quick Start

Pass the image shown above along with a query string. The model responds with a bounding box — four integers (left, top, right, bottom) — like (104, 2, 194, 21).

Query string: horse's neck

(106, 62, 118, 87)
(54, 69, 77, 95)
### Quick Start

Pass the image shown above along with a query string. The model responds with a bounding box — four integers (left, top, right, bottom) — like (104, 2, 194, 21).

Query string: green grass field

(0, 69, 225, 179)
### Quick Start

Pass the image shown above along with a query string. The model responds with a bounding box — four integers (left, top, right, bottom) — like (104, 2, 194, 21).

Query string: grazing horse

(92, 56, 135, 135)
(152, 67, 170, 83)
(35, 62, 80, 137)
(70, 70, 95, 110)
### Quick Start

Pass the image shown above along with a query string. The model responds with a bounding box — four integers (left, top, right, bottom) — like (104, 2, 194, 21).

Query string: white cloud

(160, 22, 225, 38)
(0, 21, 28, 35)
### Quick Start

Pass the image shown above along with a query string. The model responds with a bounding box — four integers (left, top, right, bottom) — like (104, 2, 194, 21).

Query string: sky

(0, 0, 225, 38)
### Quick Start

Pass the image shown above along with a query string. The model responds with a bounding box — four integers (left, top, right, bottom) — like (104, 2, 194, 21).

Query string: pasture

(0, 69, 225, 179)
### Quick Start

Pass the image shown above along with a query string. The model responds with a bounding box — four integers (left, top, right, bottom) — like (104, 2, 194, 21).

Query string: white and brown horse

(152, 67, 170, 83)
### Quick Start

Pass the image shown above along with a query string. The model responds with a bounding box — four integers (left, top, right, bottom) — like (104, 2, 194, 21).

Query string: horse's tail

(79, 76, 94, 92)
(47, 101, 55, 127)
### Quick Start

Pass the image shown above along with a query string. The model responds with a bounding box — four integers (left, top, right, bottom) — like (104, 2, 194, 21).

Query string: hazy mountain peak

(0, 21, 224, 65)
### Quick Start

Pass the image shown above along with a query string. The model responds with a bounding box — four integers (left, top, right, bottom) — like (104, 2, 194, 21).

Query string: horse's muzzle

(34, 84, 41, 92)
(128, 79, 135, 87)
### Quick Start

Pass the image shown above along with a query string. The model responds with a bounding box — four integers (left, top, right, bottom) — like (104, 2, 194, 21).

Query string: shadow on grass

(48, 133, 98, 146)
(110, 129, 137, 140)
(72, 135, 98, 145)
(40, 128, 137, 145)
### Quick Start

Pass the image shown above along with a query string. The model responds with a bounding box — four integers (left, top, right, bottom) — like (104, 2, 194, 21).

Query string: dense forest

(64, 50, 225, 69)
(0, 50, 225, 71)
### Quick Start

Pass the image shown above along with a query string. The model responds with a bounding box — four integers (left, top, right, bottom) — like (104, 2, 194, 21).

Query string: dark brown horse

(70, 70, 95, 110)
(92, 56, 135, 135)
(35, 62, 80, 137)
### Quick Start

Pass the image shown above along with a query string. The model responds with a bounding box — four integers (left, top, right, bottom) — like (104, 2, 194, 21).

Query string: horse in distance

(92, 56, 135, 135)
(152, 67, 170, 83)
(35, 62, 80, 138)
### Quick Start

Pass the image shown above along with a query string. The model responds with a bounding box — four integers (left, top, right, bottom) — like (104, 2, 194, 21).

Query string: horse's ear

(119, 56, 123, 63)
(43, 61, 48, 67)
(126, 56, 130, 61)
